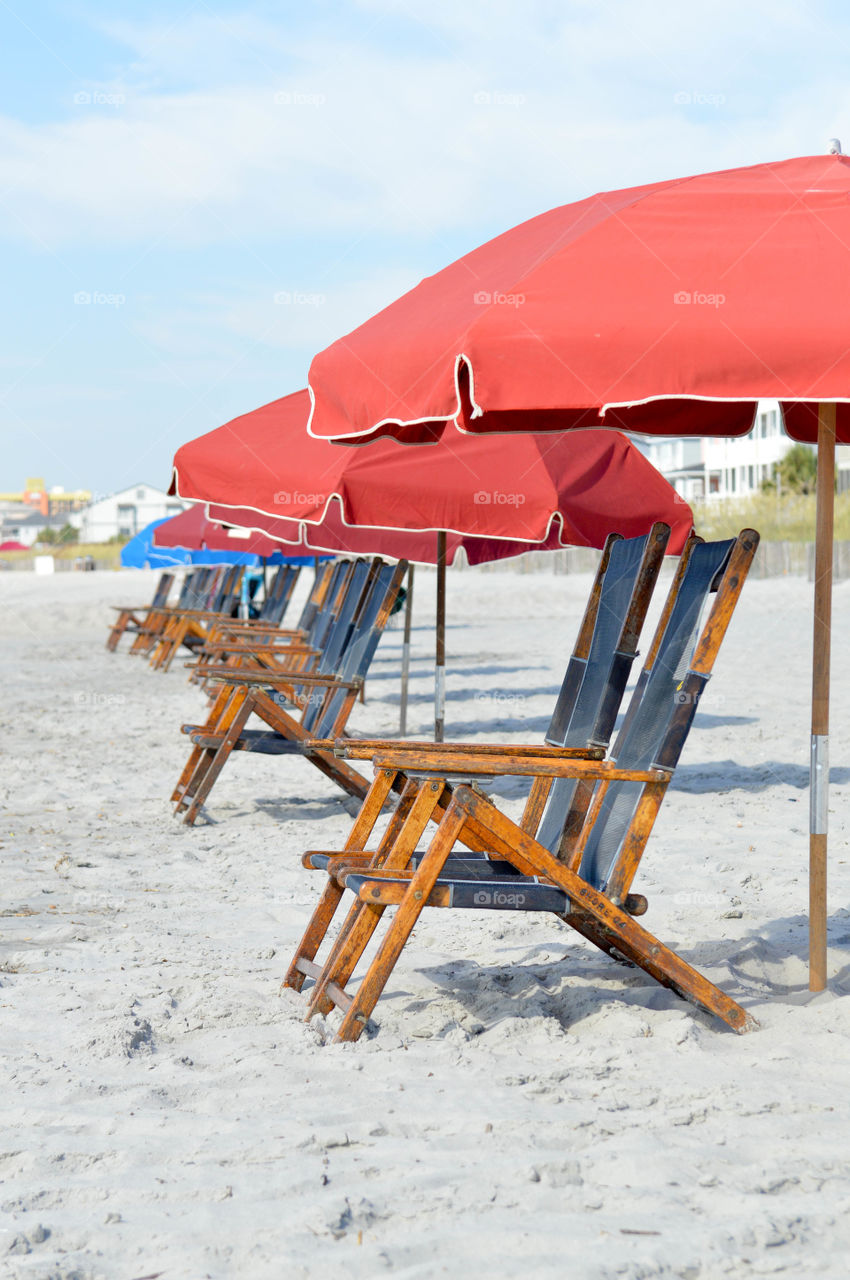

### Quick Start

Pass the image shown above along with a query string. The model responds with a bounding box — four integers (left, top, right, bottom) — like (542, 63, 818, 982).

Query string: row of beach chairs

(107, 525, 760, 1039)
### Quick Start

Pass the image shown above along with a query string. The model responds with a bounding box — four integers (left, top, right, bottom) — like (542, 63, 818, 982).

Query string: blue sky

(3, 0, 850, 495)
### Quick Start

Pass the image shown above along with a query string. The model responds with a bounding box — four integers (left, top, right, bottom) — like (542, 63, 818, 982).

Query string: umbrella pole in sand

(435, 532, 447, 742)
(399, 564, 415, 736)
(810, 401, 836, 990)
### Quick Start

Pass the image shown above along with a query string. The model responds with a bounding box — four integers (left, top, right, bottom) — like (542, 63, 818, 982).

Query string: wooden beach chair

(172, 558, 408, 823)
(149, 565, 245, 671)
(285, 524, 673, 1010)
(173, 561, 361, 805)
(292, 530, 759, 1041)
(106, 572, 174, 652)
(187, 563, 333, 686)
(182, 560, 357, 723)
(127, 569, 206, 656)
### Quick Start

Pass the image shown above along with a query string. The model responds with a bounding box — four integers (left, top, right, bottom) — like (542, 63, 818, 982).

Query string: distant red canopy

(153, 504, 286, 557)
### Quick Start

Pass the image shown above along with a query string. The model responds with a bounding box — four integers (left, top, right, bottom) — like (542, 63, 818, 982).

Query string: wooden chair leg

(161, 620, 192, 672)
(106, 610, 131, 651)
(562, 902, 756, 1033)
(335, 801, 469, 1041)
(283, 769, 400, 992)
(171, 685, 236, 803)
(292, 776, 423, 1003)
(454, 786, 756, 1034)
(306, 779, 446, 1019)
(181, 694, 256, 825)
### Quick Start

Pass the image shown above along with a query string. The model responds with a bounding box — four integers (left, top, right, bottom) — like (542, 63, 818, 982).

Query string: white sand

(2, 564, 850, 1279)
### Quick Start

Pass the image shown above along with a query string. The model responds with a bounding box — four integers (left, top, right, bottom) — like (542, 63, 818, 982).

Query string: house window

(117, 504, 137, 536)
(709, 473, 720, 494)
(748, 465, 754, 490)
(136, 488, 146, 500)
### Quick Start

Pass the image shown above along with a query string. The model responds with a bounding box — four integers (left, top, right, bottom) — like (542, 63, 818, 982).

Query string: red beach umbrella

(305, 151, 850, 991)
(168, 388, 691, 738)
(153, 503, 286, 558)
(170, 390, 691, 554)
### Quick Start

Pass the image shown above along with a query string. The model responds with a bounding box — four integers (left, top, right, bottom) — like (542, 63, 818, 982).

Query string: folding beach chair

(127, 569, 205, 656)
(183, 561, 356, 716)
(106, 572, 174, 652)
(285, 524, 673, 1009)
(293, 530, 759, 1041)
(188, 563, 332, 686)
(173, 558, 408, 823)
(149, 565, 245, 671)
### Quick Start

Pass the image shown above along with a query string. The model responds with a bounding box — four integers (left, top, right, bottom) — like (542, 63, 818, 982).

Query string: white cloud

(2, 3, 849, 251)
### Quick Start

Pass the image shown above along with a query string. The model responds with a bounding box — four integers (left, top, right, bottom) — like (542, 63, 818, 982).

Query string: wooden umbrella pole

(399, 564, 415, 736)
(435, 532, 447, 742)
(810, 401, 836, 991)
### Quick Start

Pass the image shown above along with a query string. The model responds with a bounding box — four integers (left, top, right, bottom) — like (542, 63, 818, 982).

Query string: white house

(6, 512, 73, 547)
(74, 483, 187, 543)
(633, 400, 850, 502)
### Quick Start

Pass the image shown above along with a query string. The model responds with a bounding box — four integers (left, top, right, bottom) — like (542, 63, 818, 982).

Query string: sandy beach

(2, 564, 850, 1279)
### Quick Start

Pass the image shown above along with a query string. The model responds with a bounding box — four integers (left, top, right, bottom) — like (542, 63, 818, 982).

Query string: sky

(3, 0, 850, 497)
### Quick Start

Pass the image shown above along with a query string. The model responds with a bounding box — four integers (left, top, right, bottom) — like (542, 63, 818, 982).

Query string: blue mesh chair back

(578, 538, 735, 892)
(310, 563, 403, 736)
(179, 570, 206, 609)
(535, 532, 656, 855)
(151, 573, 174, 608)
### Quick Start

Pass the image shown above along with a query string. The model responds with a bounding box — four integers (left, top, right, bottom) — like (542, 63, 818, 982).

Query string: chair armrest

(331, 739, 606, 761)
(369, 750, 664, 781)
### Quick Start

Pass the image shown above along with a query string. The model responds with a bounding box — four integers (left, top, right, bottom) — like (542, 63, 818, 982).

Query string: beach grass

(0, 541, 125, 566)
(692, 492, 850, 542)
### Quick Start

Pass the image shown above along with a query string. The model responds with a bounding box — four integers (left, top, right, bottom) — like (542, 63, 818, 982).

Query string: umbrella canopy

(169, 387, 691, 739)
(152, 505, 314, 565)
(170, 388, 693, 556)
(0, 540, 29, 552)
(121, 516, 194, 568)
(306, 154, 850, 446)
(303, 150, 846, 993)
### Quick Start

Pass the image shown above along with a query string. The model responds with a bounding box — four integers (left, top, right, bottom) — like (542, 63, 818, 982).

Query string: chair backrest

(534, 525, 671, 855)
(177, 570, 203, 608)
(295, 561, 337, 634)
(314, 558, 374, 674)
(151, 572, 174, 609)
(191, 567, 219, 609)
(577, 530, 759, 895)
(305, 560, 408, 735)
(209, 565, 243, 615)
(259, 565, 299, 624)
(306, 560, 355, 650)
